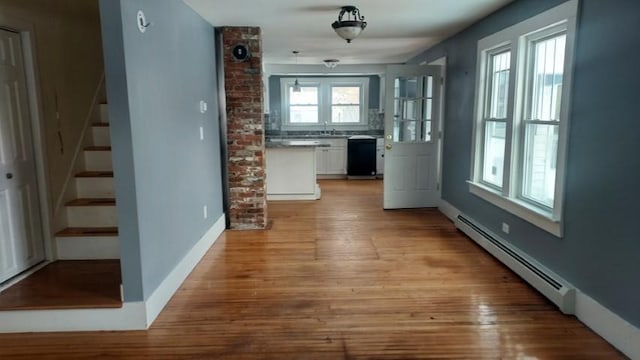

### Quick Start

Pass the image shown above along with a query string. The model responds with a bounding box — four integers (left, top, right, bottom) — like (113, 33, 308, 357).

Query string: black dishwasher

(347, 136, 377, 179)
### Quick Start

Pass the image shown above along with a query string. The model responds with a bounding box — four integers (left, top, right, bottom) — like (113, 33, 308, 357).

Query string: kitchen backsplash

(265, 108, 384, 137)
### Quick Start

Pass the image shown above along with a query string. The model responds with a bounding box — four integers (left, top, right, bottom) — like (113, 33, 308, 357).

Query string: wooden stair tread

(56, 227, 119, 237)
(66, 198, 115, 206)
(84, 146, 111, 151)
(75, 171, 113, 178)
(92, 122, 110, 127)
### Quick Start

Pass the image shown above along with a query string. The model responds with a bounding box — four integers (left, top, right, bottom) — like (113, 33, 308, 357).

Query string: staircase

(55, 103, 119, 260)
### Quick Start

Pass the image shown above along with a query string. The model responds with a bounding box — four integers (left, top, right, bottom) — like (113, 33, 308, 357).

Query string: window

(289, 86, 319, 123)
(281, 77, 369, 129)
(470, 0, 578, 237)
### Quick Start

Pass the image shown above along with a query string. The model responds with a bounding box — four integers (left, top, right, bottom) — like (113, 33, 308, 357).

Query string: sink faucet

(323, 121, 328, 134)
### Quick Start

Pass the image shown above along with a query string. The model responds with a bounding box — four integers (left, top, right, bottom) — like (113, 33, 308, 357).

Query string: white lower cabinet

(315, 139, 347, 175)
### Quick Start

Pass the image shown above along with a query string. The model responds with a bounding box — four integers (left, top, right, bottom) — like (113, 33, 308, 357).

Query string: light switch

(199, 126, 204, 140)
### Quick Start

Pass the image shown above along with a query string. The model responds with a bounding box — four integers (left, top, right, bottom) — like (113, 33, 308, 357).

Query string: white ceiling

(184, 0, 512, 65)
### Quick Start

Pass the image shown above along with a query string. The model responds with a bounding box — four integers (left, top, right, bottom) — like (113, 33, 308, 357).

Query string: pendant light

(332, 6, 367, 43)
(292, 51, 301, 92)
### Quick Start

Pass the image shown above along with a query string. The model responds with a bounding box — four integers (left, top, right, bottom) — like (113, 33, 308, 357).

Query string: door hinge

(440, 77, 444, 85)
(438, 131, 442, 139)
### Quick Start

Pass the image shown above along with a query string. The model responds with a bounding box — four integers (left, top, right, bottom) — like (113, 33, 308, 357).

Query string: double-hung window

(281, 77, 369, 129)
(470, 0, 578, 237)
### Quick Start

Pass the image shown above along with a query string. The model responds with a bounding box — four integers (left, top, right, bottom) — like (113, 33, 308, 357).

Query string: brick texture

(222, 27, 267, 230)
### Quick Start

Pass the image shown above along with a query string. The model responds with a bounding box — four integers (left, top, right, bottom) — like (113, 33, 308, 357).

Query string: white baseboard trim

(0, 214, 226, 333)
(443, 200, 639, 359)
(267, 193, 318, 201)
(575, 291, 640, 359)
(144, 213, 225, 326)
(438, 199, 459, 222)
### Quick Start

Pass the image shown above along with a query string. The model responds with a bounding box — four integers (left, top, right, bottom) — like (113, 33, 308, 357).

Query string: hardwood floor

(0, 180, 622, 359)
(0, 260, 122, 310)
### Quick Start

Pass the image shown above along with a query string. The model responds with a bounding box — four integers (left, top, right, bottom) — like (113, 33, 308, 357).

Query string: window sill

(467, 181, 562, 237)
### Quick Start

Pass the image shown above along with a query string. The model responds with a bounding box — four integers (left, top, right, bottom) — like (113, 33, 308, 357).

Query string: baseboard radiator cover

(455, 214, 576, 314)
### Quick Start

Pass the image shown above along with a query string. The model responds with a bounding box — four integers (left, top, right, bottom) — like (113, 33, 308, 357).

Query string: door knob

(385, 143, 392, 150)
(6, 173, 13, 179)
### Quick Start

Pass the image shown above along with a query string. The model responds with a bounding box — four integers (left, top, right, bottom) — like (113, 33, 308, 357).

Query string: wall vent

(455, 214, 575, 314)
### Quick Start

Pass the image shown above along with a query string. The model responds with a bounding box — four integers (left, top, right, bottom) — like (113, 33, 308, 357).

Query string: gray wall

(100, 0, 223, 301)
(410, 0, 640, 327)
(269, 75, 380, 117)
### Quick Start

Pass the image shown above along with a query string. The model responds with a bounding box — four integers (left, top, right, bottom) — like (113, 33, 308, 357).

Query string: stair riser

(84, 151, 113, 171)
(92, 127, 111, 147)
(99, 104, 109, 124)
(76, 178, 115, 198)
(66, 206, 117, 227)
(56, 236, 119, 260)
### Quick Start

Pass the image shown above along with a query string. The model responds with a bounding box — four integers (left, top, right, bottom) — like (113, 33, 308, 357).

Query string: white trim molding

(440, 200, 640, 359)
(144, 214, 226, 326)
(0, 214, 226, 332)
(438, 199, 459, 222)
(575, 291, 640, 359)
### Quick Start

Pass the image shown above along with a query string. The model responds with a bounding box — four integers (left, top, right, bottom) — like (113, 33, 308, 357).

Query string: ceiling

(184, 0, 512, 66)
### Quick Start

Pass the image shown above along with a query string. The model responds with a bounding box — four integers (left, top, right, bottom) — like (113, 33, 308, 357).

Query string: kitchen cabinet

(315, 139, 347, 176)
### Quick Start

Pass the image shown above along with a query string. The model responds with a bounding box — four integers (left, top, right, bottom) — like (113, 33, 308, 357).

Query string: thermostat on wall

(231, 43, 251, 62)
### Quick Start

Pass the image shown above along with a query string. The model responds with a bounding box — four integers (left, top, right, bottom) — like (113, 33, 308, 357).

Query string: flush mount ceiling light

(292, 50, 301, 92)
(323, 59, 340, 68)
(331, 5, 367, 43)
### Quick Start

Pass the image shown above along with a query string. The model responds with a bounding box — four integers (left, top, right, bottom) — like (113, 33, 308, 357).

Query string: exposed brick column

(221, 27, 267, 230)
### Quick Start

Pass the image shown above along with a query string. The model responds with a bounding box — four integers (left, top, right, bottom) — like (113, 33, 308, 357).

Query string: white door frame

(0, 16, 55, 268)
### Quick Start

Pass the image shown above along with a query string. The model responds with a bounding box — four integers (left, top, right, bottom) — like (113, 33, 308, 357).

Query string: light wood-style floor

(0, 180, 622, 359)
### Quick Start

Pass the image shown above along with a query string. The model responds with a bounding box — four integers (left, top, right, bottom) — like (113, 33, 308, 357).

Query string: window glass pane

(530, 34, 566, 121)
(522, 123, 558, 207)
(423, 99, 432, 120)
(488, 51, 510, 119)
(290, 106, 318, 123)
(421, 121, 432, 142)
(424, 76, 433, 98)
(394, 77, 418, 98)
(482, 121, 506, 187)
(332, 105, 359, 123)
(290, 86, 318, 105)
(393, 121, 417, 142)
(404, 99, 417, 120)
(332, 87, 360, 104)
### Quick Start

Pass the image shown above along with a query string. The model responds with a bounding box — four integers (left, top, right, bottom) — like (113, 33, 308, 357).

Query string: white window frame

(469, 0, 578, 237)
(280, 77, 369, 130)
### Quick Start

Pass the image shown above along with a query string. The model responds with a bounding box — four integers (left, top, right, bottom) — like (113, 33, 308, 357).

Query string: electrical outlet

(502, 222, 510, 234)
(203, 205, 208, 219)
(199, 100, 207, 113)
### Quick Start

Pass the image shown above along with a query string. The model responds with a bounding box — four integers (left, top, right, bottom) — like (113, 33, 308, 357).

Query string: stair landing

(0, 260, 122, 311)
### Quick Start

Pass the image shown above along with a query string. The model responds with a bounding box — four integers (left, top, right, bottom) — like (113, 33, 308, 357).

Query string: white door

(0, 29, 45, 283)
(384, 65, 441, 209)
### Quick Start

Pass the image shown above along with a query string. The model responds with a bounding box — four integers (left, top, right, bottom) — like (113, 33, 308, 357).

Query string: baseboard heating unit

(455, 214, 576, 314)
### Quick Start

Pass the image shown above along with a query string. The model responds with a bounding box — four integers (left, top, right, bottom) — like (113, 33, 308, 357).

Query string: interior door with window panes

(384, 65, 441, 209)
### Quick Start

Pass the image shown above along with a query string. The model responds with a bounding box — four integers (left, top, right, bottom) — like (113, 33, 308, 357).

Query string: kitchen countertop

(266, 140, 331, 148)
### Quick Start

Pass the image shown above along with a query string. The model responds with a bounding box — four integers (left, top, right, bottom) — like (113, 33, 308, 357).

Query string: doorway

(0, 28, 45, 283)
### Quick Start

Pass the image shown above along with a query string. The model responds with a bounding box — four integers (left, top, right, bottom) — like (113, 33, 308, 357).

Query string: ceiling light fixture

(323, 59, 340, 69)
(331, 6, 367, 43)
(292, 50, 301, 92)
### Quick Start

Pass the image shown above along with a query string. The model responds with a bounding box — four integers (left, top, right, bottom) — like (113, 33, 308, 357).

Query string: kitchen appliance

(347, 135, 377, 179)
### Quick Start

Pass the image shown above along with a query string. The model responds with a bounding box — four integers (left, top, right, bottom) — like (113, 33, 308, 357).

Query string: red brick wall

(221, 27, 267, 230)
